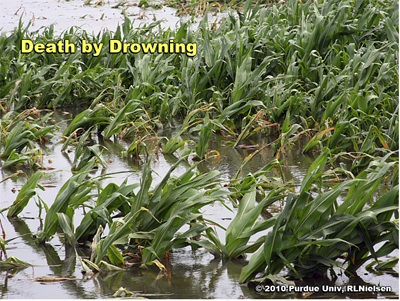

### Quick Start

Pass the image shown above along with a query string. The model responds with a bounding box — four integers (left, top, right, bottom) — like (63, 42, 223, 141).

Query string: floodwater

(0, 110, 398, 299)
(0, 0, 224, 35)
(0, 0, 398, 299)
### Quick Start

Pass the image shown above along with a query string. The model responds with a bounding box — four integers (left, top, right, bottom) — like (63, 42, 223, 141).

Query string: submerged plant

(90, 156, 222, 268)
(0, 0, 398, 293)
(36, 161, 98, 243)
(7, 171, 45, 218)
(0, 109, 55, 168)
(239, 151, 399, 282)
(28, 152, 223, 271)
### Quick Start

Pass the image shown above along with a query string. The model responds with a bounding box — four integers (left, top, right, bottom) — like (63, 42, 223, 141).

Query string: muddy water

(0, 0, 224, 34)
(0, 110, 398, 299)
(0, 1, 398, 298)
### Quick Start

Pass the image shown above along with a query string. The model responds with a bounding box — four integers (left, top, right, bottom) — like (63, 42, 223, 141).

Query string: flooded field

(0, 0, 398, 299)
(0, 111, 398, 298)
(0, 0, 223, 34)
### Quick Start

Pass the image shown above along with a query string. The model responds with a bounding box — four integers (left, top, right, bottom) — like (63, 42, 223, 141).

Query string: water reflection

(89, 249, 245, 299)
(0, 117, 398, 298)
(1, 216, 398, 299)
(7, 218, 95, 299)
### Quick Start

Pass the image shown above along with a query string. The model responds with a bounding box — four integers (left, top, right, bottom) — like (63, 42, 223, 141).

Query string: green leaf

(8, 171, 44, 218)
(57, 213, 77, 246)
(107, 244, 125, 266)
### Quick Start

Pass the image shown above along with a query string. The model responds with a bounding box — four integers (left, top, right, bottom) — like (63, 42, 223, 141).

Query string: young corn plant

(86, 156, 223, 269)
(69, 129, 108, 171)
(36, 161, 98, 243)
(63, 105, 111, 137)
(7, 171, 45, 218)
(0, 0, 398, 284)
(0, 109, 54, 168)
(194, 112, 213, 160)
(191, 158, 290, 259)
(196, 190, 276, 259)
(239, 151, 398, 282)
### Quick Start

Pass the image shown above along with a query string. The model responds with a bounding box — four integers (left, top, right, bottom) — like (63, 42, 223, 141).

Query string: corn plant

(36, 161, 98, 243)
(162, 136, 188, 155)
(75, 179, 139, 243)
(63, 105, 111, 137)
(7, 171, 45, 218)
(86, 156, 222, 268)
(69, 129, 108, 171)
(190, 158, 290, 259)
(239, 151, 398, 282)
(195, 190, 276, 259)
(0, 0, 398, 286)
(195, 112, 213, 160)
(0, 109, 54, 167)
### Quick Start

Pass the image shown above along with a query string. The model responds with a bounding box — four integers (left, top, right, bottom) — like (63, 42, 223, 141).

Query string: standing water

(0, 0, 398, 299)
(0, 113, 398, 298)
